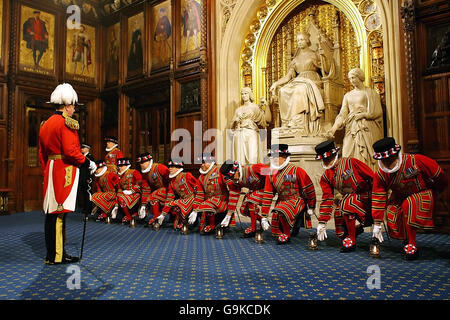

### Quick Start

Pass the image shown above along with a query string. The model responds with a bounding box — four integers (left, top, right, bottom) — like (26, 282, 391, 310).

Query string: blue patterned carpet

(0, 211, 449, 300)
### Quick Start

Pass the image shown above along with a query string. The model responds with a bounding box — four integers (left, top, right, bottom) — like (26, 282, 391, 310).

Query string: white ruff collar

(238, 163, 243, 183)
(199, 162, 215, 175)
(323, 154, 339, 170)
(141, 160, 154, 174)
(118, 165, 131, 176)
(106, 144, 118, 152)
(169, 168, 184, 178)
(270, 156, 290, 171)
(378, 151, 403, 174)
(94, 166, 107, 178)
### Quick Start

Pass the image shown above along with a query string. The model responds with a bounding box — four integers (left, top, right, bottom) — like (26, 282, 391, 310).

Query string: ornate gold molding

(239, 0, 385, 104)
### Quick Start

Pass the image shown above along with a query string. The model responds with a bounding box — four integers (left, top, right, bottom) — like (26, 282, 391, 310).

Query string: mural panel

(127, 12, 144, 77)
(0, 0, 3, 62)
(19, 6, 55, 76)
(106, 22, 120, 84)
(180, 0, 201, 63)
(151, 1, 172, 70)
(66, 24, 96, 83)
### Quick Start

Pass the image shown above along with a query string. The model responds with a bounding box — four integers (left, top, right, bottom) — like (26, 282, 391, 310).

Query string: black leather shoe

(63, 254, 80, 263)
(340, 245, 356, 253)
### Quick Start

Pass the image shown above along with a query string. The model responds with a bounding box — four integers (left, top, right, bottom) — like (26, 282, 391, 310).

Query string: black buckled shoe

(63, 254, 80, 263)
(241, 227, 256, 238)
(276, 234, 291, 245)
(403, 244, 419, 260)
(340, 237, 356, 253)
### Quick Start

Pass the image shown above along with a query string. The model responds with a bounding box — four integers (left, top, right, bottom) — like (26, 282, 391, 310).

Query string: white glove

(307, 208, 315, 216)
(188, 211, 198, 225)
(261, 218, 270, 231)
(156, 214, 165, 224)
(372, 224, 384, 243)
(317, 223, 327, 241)
(88, 160, 97, 175)
(220, 215, 231, 227)
(138, 206, 147, 219)
(123, 190, 133, 195)
(111, 206, 118, 219)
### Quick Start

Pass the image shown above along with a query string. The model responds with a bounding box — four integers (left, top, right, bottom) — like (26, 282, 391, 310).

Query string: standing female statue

(231, 87, 271, 164)
(269, 32, 327, 135)
(327, 68, 384, 169)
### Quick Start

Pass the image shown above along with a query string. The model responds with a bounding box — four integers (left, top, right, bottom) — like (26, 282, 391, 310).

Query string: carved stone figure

(269, 32, 328, 135)
(327, 68, 384, 169)
(231, 87, 271, 164)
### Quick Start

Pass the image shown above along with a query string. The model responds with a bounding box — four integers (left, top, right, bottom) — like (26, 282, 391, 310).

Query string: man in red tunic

(158, 158, 204, 232)
(136, 152, 170, 227)
(104, 136, 123, 173)
(115, 158, 144, 224)
(91, 160, 120, 221)
(220, 160, 270, 238)
(371, 137, 447, 260)
(314, 140, 375, 252)
(39, 83, 96, 264)
(261, 144, 316, 245)
(187, 154, 229, 235)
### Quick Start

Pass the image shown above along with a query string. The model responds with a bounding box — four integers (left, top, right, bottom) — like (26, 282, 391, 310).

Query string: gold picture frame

(65, 24, 96, 83)
(180, 0, 202, 63)
(151, 0, 172, 71)
(19, 6, 55, 76)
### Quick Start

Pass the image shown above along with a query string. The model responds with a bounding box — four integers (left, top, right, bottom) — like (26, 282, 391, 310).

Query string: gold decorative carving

(238, 0, 385, 129)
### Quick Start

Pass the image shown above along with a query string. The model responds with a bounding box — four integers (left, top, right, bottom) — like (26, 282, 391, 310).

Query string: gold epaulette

(63, 115, 79, 130)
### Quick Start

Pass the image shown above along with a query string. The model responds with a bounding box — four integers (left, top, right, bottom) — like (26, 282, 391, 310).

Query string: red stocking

(403, 212, 417, 246)
(278, 214, 291, 238)
(248, 204, 257, 232)
(343, 214, 356, 242)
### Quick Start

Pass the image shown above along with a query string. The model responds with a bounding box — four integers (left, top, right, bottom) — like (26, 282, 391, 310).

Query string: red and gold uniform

(372, 153, 447, 244)
(196, 164, 229, 233)
(91, 161, 120, 219)
(262, 160, 316, 243)
(39, 94, 90, 264)
(224, 163, 269, 234)
(140, 161, 170, 223)
(39, 112, 87, 214)
(104, 137, 124, 173)
(318, 157, 374, 245)
(162, 169, 204, 229)
(116, 159, 144, 223)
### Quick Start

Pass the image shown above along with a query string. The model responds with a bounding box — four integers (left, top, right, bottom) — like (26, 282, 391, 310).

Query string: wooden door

(23, 106, 54, 211)
(135, 105, 170, 165)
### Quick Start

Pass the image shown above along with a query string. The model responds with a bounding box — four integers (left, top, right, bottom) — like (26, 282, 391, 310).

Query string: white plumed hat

(47, 83, 83, 106)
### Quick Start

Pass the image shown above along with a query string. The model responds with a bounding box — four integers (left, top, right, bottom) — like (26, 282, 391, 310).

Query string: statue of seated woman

(269, 32, 328, 136)
(230, 87, 271, 164)
(327, 68, 384, 170)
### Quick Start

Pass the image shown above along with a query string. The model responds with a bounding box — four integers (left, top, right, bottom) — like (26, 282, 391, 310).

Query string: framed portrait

(127, 12, 145, 78)
(426, 22, 450, 70)
(0, 0, 3, 63)
(177, 78, 201, 115)
(65, 24, 96, 84)
(180, 0, 202, 63)
(151, 0, 172, 71)
(19, 6, 55, 76)
(105, 22, 120, 84)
